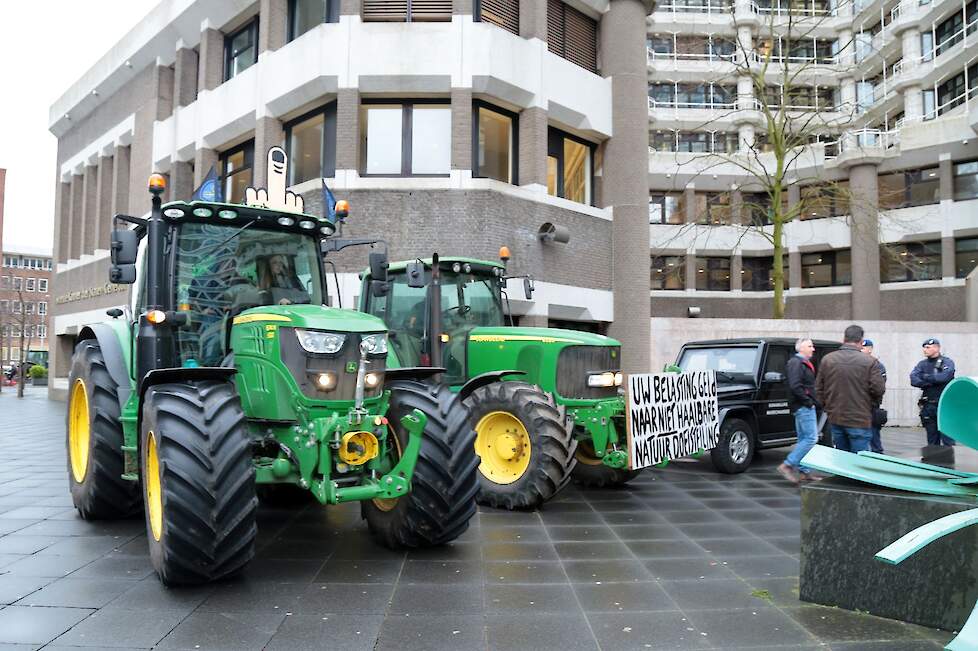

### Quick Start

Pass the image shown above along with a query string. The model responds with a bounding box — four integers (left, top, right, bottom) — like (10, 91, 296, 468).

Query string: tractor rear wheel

(466, 381, 576, 510)
(571, 437, 642, 488)
(67, 339, 140, 520)
(363, 380, 479, 548)
(140, 381, 257, 585)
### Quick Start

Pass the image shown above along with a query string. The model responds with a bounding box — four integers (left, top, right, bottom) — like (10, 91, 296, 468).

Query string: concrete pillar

(601, 0, 652, 372)
(731, 189, 744, 225)
(95, 155, 114, 251)
(194, 148, 219, 185)
(451, 88, 473, 171)
(739, 123, 755, 152)
(173, 47, 198, 110)
(840, 78, 856, 113)
(55, 182, 71, 263)
(336, 88, 360, 172)
(340, 0, 362, 15)
(901, 28, 921, 62)
(685, 253, 697, 291)
(939, 158, 953, 201)
(848, 163, 881, 320)
(155, 65, 174, 123)
(171, 161, 194, 202)
(112, 145, 131, 217)
(942, 236, 956, 279)
(259, 0, 288, 54)
(81, 165, 98, 256)
(520, 0, 548, 40)
(731, 254, 743, 290)
(837, 29, 854, 66)
(518, 107, 548, 188)
(254, 117, 285, 188)
(789, 250, 802, 289)
(684, 187, 699, 223)
(903, 86, 923, 121)
(68, 174, 83, 261)
(788, 184, 800, 216)
(454, 0, 473, 13)
(198, 27, 224, 93)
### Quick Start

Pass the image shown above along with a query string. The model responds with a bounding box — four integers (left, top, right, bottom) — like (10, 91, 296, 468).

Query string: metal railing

(648, 97, 740, 111)
(834, 127, 901, 153)
(653, 0, 734, 14)
(647, 48, 739, 64)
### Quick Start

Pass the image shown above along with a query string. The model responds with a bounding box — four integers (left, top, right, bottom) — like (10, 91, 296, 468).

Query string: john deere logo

(345, 361, 358, 373)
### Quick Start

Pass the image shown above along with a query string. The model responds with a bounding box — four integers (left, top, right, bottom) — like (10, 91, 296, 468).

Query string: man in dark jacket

(815, 324, 886, 453)
(910, 338, 956, 446)
(778, 338, 819, 484)
(862, 339, 887, 453)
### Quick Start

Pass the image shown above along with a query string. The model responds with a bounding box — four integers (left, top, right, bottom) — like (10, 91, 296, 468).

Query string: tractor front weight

(253, 402, 426, 505)
(571, 397, 630, 469)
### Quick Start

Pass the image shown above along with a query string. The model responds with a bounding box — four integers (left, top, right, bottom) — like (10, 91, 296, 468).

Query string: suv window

(763, 345, 791, 376)
(677, 346, 759, 379)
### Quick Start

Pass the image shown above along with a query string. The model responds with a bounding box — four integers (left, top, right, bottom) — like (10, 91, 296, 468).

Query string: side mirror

(369, 251, 388, 284)
(111, 229, 138, 265)
(523, 277, 535, 299)
(371, 280, 389, 297)
(406, 261, 427, 288)
(110, 264, 136, 284)
(763, 371, 785, 383)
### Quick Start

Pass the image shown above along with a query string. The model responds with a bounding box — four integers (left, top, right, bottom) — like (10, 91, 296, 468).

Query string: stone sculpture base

(800, 476, 978, 631)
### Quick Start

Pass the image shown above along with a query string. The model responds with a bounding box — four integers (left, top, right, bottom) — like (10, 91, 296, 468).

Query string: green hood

(468, 326, 620, 347)
(234, 304, 387, 333)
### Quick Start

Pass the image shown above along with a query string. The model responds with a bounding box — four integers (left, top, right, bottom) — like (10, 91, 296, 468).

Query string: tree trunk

(17, 329, 25, 398)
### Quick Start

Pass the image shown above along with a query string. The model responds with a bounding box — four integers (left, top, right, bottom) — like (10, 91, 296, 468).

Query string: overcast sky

(0, 1, 158, 253)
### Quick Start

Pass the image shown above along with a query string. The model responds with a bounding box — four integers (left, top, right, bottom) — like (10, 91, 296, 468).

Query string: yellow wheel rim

(575, 440, 604, 467)
(372, 426, 402, 512)
(68, 379, 91, 484)
(475, 411, 531, 484)
(145, 432, 163, 542)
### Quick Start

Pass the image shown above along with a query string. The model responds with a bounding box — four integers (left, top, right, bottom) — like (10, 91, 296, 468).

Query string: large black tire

(465, 381, 577, 510)
(362, 380, 479, 548)
(571, 436, 642, 488)
(66, 340, 141, 520)
(711, 417, 756, 474)
(140, 381, 257, 585)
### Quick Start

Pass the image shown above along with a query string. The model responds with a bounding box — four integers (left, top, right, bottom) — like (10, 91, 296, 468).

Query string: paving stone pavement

(0, 387, 959, 650)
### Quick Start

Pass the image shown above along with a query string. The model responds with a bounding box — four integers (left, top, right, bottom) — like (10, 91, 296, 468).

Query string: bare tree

(12, 290, 37, 398)
(650, 0, 898, 317)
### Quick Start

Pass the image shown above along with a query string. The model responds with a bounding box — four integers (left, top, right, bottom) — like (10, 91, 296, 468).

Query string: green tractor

(357, 251, 639, 510)
(65, 152, 481, 585)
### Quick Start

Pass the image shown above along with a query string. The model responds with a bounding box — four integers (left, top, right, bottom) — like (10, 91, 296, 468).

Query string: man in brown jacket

(815, 324, 886, 453)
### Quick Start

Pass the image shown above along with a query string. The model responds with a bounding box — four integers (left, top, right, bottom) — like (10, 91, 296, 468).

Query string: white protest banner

(626, 371, 720, 470)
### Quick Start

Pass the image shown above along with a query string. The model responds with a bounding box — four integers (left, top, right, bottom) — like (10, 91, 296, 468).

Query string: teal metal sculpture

(802, 376, 978, 650)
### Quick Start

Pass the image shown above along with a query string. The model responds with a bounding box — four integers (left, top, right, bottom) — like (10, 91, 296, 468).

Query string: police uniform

(909, 337, 956, 446)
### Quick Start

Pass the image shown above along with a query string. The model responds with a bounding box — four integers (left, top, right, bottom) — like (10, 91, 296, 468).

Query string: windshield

(677, 346, 759, 379)
(174, 222, 324, 365)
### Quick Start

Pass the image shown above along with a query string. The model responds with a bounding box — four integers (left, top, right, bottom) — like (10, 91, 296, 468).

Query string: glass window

(713, 132, 739, 153)
(219, 141, 254, 204)
(743, 192, 774, 225)
(225, 19, 258, 81)
(742, 256, 790, 290)
(677, 346, 759, 377)
(547, 128, 594, 205)
(676, 132, 710, 153)
(0, 276, 8, 289)
(696, 257, 731, 290)
(361, 102, 450, 176)
(802, 250, 851, 287)
(649, 193, 684, 224)
(651, 256, 686, 289)
(285, 104, 337, 185)
(881, 241, 943, 282)
(475, 104, 516, 184)
(12, 277, 22, 291)
(648, 84, 676, 107)
(956, 237, 978, 278)
(25, 278, 35, 292)
(650, 130, 676, 152)
(954, 160, 978, 200)
(38, 302, 47, 315)
(38, 279, 48, 292)
(696, 193, 732, 224)
(289, 0, 337, 41)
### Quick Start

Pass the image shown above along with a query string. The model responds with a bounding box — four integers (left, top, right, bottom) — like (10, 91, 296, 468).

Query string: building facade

(646, 0, 978, 320)
(0, 248, 52, 368)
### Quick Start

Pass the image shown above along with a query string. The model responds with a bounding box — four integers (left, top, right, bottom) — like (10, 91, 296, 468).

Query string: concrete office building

(47, 0, 654, 397)
(646, 0, 978, 320)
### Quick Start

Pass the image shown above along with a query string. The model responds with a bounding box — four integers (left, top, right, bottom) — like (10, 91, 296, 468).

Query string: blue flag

(322, 179, 337, 224)
(191, 166, 223, 202)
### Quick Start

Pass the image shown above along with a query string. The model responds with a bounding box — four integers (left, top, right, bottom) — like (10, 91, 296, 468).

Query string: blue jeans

(870, 427, 884, 453)
(831, 424, 873, 453)
(786, 406, 818, 473)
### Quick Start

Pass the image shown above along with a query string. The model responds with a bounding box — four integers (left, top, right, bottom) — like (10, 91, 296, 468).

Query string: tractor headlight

(313, 372, 338, 391)
(364, 371, 383, 389)
(360, 334, 388, 355)
(587, 372, 623, 388)
(295, 329, 345, 354)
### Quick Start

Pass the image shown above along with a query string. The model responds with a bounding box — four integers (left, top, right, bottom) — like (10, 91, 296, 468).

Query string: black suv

(674, 337, 842, 473)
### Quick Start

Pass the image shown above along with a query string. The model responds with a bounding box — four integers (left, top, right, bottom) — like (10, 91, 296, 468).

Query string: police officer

(909, 338, 956, 446)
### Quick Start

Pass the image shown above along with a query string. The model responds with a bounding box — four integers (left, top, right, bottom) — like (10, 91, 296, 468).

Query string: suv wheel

(711, 417, 755, 474)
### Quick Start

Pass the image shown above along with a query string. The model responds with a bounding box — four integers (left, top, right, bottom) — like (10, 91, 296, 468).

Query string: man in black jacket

(778, 338, 819, 484)
(910, 338, 956, 446)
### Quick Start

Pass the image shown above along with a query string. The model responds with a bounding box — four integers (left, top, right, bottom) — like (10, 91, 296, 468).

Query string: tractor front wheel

(466, 381, 577, 510)
(140, 381, 257, 585)
(571, 437, 642, 488)
(362, 380, 479, 548)
(67, 339, 140, 520)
